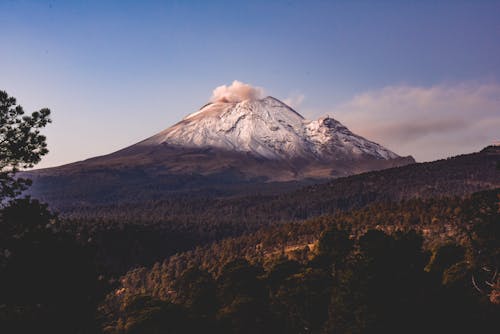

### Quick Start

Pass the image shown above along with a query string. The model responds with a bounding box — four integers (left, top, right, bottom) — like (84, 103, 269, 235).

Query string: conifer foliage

(0, 90, 51, 200)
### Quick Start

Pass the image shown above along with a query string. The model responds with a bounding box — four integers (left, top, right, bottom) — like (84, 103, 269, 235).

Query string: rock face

(23, 96, 415, 207)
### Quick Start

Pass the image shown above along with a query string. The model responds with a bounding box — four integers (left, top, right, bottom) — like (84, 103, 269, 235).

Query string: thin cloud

(330, 83, 500, 161)
(372, 118, 468, 142)
(283, 93, 305, 109)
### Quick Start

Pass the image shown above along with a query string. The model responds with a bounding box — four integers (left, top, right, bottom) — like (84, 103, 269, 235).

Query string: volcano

(24, 95, 414, 208)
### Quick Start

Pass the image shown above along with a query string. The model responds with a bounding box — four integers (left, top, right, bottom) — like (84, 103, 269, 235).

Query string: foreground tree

(0, 90, 50, 201)
(0, 92, 105, 333)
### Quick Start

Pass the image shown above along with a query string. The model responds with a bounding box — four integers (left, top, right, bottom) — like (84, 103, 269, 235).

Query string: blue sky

(1, 0, 499, 167)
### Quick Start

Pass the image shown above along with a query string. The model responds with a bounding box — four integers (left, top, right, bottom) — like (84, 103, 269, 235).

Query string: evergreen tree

(0, 90, 50, 201)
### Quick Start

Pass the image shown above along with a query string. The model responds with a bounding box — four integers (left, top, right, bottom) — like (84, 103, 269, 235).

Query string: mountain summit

(139, 96, 400, 162)
(25, 92, 415, 207)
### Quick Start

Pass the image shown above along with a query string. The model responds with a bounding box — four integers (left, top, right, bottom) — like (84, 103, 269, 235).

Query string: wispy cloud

(330, 83, 500, 161)
(283, 93, 305, 109)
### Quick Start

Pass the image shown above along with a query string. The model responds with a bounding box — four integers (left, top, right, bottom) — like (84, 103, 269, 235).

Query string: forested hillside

(100, 189, 500, 333)
(62, 146, 499, 273)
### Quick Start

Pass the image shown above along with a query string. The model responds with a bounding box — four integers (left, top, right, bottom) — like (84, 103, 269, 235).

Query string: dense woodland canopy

(2, 187, 499, 333)
(101, 189, 500, 334)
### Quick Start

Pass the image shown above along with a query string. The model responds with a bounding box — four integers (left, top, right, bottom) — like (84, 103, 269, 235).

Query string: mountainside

(64, 146, 500, 225)
(23, 96, 413, 208)
(58, 147, 499, 275)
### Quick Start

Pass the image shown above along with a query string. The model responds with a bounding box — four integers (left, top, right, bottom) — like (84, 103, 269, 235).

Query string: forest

(99, 188, 500, 333)
(1, 187, 498, 333)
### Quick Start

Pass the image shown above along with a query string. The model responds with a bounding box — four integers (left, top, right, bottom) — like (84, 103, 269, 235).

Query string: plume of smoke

(210, 80, 265, 103)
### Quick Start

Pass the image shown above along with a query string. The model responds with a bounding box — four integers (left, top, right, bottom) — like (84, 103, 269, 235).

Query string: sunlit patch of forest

(98, 189, 500, 333)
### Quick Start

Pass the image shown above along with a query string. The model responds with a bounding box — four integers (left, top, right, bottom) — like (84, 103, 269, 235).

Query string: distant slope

(65, 146, 499, 224)
(269, 145, 500, 218)
(22, 144, 413, 210)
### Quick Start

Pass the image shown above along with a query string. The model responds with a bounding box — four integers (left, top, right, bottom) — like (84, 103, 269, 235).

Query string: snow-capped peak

(141, 96, 400, 161)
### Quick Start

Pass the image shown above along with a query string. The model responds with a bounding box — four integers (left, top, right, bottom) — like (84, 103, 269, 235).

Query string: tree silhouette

(0, 90, 50, 201)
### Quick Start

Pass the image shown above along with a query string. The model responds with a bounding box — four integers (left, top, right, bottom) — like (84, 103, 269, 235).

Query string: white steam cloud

(210, 80, 265, 103)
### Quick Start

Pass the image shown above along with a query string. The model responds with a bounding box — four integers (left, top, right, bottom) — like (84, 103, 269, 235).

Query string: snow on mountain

(141, 96, 400, 161)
